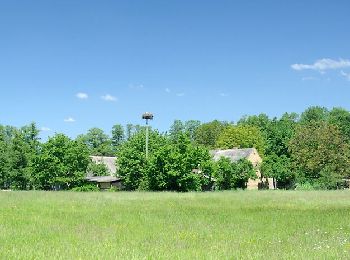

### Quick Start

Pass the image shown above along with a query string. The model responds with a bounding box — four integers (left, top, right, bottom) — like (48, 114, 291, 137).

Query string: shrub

(71, 184, 100, 192)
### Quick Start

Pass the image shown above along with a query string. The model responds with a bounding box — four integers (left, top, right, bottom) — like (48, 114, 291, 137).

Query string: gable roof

(210, 148, 260, 162)
(90, 156, 117, 175)
(86, 176, 121, 183)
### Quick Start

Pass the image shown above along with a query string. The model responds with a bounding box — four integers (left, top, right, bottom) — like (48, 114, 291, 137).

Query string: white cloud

(76, 92, 88, 99)
(101, 94, 117, 102)
(341, 71, 350, 81)
(40, 127, 51, 132)
(219, 93, 229, 97)
(176, 93, 185, 97)
(165, 88, 171, 93)
(64, 117, 76, 123)
(291, 58, 350, 71)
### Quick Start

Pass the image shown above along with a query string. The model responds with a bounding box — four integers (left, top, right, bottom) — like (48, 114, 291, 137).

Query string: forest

(1, 106, 350, 191)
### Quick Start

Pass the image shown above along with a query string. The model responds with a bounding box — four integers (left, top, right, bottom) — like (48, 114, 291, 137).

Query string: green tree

(237, 113, 271, 133)
(147, 133, 212, 191)
(265, 113, 298, 157)
(169, 120, 185, 141)
(7, 130, 31, 190)
(216, 125, 265, 156)
(184, 120, 201, 142)
(261, 154, 294, 189)
(328, 107, 350, 140)
(194, 120, 229, 148)
(126, 124, 134, 140)
(31, 134, 90, 190)
(289, 122, 350, 185)
(111, 124, 125, 150)
(87, 162, 110, 177)
(213, 158, 256, 190)
(300, 106, 329, 124)
(0, 126, 10, 188)
(117, 129, 167, 190)
(77, 128, 114, 156)
(21, 122, 40, 151)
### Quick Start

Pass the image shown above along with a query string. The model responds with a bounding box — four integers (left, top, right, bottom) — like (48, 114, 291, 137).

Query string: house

(86, 156, 123, 190)
(86, 176, 123, 190)
(210, 148, 274, 190)
(90, 156, 117, 175)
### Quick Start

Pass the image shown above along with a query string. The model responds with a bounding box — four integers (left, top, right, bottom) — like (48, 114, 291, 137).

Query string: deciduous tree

(216, 125, 265, 156)
(289, 122, 350, 183)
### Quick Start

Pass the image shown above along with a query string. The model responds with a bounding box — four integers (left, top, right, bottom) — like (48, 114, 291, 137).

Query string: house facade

(87, 156, 121, 190)
(210, 148, 274, 190)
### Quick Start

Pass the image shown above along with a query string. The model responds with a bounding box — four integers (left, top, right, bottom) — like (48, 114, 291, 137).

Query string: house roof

(90, 156, 117, 175)
(210, 148, 260, 162)
(86, 176, 121, 183)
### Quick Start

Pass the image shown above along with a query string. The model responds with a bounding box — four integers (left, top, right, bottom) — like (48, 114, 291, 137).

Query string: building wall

(246, 149, 274, 190)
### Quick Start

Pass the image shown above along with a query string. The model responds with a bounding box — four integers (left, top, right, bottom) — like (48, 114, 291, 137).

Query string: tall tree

(265, 113, 298, 157)
(21, 122, 40, 151)
(213, 157, 256, 190)
(31, 134, 90, 190)
(169, 120, 185, 141)
(111, 124, 125, 150)
(8, 130, 31, 190)
(216, 125, 266, 156)
(328, 107, 350, 140)
(261, 154, 294, 189)
(117, 129, 167, 190)
(194, 120, 229, 148)
(0, 126, 10, 188)
(184, 120, 201, 142)
(237, 113, 271, 133)
(289, 122, 350, 185)
(147, 133, 211, 191)
(300, 106, 329, 124)
(77, 128, 114, 156)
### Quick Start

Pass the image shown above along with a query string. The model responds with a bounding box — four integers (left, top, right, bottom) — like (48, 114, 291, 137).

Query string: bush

(213, 158, 256, 190)
(294, 182, 315, 191)
(71, 184, 100, 192)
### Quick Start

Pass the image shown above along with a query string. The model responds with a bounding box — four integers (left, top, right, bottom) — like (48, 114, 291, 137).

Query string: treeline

(1, 106, 350, 191)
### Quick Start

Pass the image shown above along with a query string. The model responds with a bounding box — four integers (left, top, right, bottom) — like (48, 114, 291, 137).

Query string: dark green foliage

(169, 120, 185, 140)
(71, 184, 100, 192)
(117, 130, 212, 191)
(237, 113, 271, 132)
(300, 106, 329, 124)
(328, 107, 350, 140)
(216, 125, 266, 156)
(8, 130, 30, 190)
(289, 122, 350, 184)
(117, 129, 167, 190)
(169, 119, 201, 142)
(184, 120, 201, 142)
(31, 134, 90, 190)
(261, 154, 294, 189)
(87, 162, 110, 177)
(125, 124, 144, 140)
(2, 105, 350, 191)
(0, 126, 10, 188)
(111, 124, 125, 150)
(194, 120, 229, 148)
(213, 158, 256, 190)
(146, 133, 211, 191)
(77, 128, 114, 156)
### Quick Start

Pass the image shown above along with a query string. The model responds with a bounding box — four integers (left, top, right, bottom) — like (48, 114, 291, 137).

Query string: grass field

(1, 191, 350, 259)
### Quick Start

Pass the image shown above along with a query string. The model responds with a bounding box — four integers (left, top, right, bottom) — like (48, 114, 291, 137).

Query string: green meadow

(1, 191, 349, 259)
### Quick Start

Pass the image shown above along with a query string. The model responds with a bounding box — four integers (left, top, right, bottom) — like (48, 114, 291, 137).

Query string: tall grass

(1, 191, 349, 259)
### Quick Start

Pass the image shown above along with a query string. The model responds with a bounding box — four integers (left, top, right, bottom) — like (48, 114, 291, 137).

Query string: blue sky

(1, 0, 350, 139)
